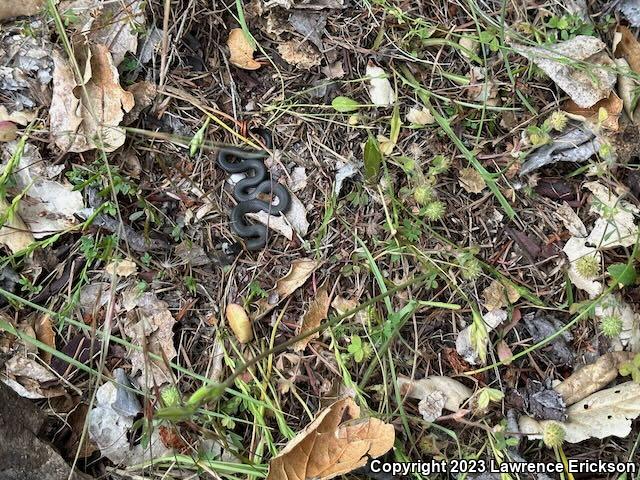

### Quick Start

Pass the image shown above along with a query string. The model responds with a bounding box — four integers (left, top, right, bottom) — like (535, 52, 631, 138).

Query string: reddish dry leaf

(496, 340, 513, 365)
(266, 397, 394, 480)
(294, 288, 330, 352)
(227, 28, 261, 70)
(564, 92, 624, 131)
(615, 26, 640, 74)
(34, 314, 55, 364)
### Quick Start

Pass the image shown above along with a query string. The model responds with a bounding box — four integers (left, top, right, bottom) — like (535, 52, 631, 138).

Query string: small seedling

(476, 387, 504, 410)
(347, 335, 372, 363)
(619, 353, 640, 382)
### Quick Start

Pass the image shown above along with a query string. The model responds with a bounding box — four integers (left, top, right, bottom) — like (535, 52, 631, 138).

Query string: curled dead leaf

(278, 40, 321, 70)
(254, 259, 320, 319)
(294, 288, 330, 352)
(122, 292, 177, 388)
(615, 26, 640, 74)
(227, 28, 261, 70)
(266, 397, 394, 480)
(226, 303, 253, 344)
(564, 92, 623, 131)
(482, 280, 520, 311)
(105, 259, 137, 278)
(0, 121, 17, 142)
(34, 315, 55, 364)
(554, 351, 634, 405)
(397, 375, 472, 419)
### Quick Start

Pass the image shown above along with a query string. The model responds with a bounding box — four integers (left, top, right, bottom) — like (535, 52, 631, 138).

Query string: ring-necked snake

(217, 131, 291, 250)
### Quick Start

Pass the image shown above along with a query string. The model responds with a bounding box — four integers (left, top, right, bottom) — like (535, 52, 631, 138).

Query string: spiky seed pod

(600, 315, 623, 338)
(543, 422, 565, 448)
(424, 200, 446, 221)
(547, 111, 568, 132)
(575, 255, 600, 279)
(161, 386, 181, 407)
(413, 185, 434, 205)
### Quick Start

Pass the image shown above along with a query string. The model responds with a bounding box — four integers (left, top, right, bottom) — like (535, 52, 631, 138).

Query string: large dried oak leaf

(50, 45, 134, 153)
(267, 397, 394, 480)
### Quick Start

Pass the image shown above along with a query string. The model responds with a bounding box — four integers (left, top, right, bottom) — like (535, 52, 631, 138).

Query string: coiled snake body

(217, 131, 291, 250)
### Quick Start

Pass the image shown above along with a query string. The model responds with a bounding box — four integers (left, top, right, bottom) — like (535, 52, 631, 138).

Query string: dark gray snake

(217, 131, 291, 250)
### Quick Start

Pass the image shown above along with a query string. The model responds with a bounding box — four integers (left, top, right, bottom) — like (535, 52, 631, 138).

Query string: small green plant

(245, 280, 268, 305)
(189, 117, 210, 157)
(184, 276, 197, 295)
(347, 335, 372, 363)
(161, 386, 181, 407)
(619, 353, 640, 382)
(476, 387, 504, 410)
(469, 308, 489, 364)
(331, 96, 362, 113)
(19, 275, 42, 295)
(526, 125, 551, 147)
(608, 263, 637, 288)
(544, 14, 594, 41)
(413, 184, 433, 206)
(545, 111, 568, 132)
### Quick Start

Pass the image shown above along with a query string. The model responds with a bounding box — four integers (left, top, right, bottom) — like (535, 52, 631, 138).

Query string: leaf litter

(266, 397, 394, 480)
(4, 0, 640, 476)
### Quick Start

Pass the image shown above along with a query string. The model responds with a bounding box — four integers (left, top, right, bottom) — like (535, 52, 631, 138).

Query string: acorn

(226, 303, 253, 343)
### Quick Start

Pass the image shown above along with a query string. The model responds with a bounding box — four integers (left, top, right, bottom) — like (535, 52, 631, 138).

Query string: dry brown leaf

(482, 280, 520, 311)
(34, 315, 55, 364)
(254, 259, 320, 319)
(512, 36, 616, 108)
(122, 292, 177, 388)
(294, 288, 330, 352)
(277, 40, 321, 70)
(60, 0, 145, 66)
(458, 167, 486, 193)
(0, 197, 34, 253)
(554, 351, 634, 405)
(87, 0, 145, 66)
(3, 356, 65, 399)
(227, 28, 261, 70)
(615, 26, 640, 74)
(50, 45, 134, 153)
(397, 375, 472, 418)
(105, 259, 137, 277)
(266, 397, 394, 480)
(123, 81, 157, 125)
(564, 92, 624, 131)
(0, 0, 44, 20)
